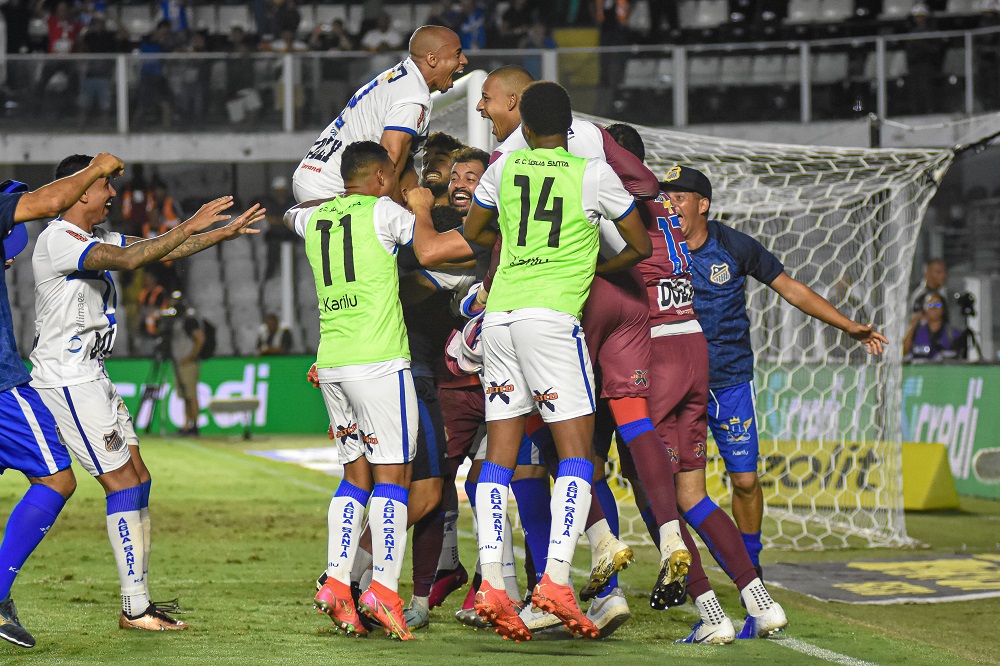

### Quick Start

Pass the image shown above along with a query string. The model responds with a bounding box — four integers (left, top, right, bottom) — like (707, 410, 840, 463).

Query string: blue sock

(741, 531, 763, 567)
(640, 506, 660, 549)
(511, 477, 550, 584)
(593, 477, 619, 598)
(138, 480, 151, 511)
(0, 485, 66, 599)
(464, 478, 477, 509)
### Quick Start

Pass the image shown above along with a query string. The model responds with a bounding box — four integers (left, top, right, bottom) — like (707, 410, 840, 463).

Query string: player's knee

(34, 467, 77, 499)
(730, 471, 760, 495)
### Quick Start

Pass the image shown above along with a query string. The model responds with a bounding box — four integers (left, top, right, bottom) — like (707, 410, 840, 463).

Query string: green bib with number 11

(304, 194, 409, 368)
(486, 146, 597, 319)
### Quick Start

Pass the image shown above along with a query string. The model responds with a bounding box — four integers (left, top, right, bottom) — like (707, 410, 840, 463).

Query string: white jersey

(494, 117, 607, 160)
(293, 58, 432, 201)
(30, 219, 124, 388)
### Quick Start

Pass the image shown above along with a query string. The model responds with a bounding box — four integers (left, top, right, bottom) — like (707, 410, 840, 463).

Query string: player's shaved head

(486, 65, 534, 95)
(409, 25, 458, 58)
(341, 141, 392, 185)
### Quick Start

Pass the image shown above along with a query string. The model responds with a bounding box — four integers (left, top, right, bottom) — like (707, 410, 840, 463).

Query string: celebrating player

(0, 154, 125, 648)
(293, 25, 468, 202)
(463, 81, 651, 641)
(289, 142, 470, 639)
(664, 164, 885, 635)
(29, 154, 264, 632)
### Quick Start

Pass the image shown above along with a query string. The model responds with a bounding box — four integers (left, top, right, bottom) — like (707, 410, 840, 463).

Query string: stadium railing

(2, 23, 1000, 137)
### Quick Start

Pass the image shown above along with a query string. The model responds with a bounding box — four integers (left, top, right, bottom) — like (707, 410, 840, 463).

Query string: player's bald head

(409, 25, 459, 58)
(485, 65, 534, 96)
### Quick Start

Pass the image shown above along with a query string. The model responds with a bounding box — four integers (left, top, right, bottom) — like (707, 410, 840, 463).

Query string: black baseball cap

(660, 166, 712, 201)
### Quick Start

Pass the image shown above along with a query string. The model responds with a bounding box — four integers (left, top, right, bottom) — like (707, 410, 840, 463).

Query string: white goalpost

(432, 72, 955, 550)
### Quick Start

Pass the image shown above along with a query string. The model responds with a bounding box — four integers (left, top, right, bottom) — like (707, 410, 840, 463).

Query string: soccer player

(664, 165, 886, 635)
(421, 131, 465, 207)
(29, 154, 264, 632)
(288, 142, 470, 640)
(0, 153, 122, 648)
(463, 81, 651, 641)
(292, 25, 468, 202)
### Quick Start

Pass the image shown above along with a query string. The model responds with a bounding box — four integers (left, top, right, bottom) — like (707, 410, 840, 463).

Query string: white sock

(351, 544, 373, 584)
(740, 578, 775, 616)
(139, 505, 151, 599)
(370, 489, 408, 593)
(326, 492, 367, 586)
(437, 509, 461, 571)
(360, 568, 372, 591)
(105, 488, 150, 617)
(658, 520, 685, 559)
(694, 590, 727, 625)
(585, 518, 612, 558)
(545, 474, 591, 585)
(501, 514, 519, 601)
(475, 480, 509, 590)
(410, 595, 429, 610)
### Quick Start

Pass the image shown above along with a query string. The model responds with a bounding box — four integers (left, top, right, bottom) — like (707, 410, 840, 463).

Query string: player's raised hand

(183, 196, 235, 233)
(849, 323, 888, 355)
(403, 185, 435, 211)
(217, 203, 266, 240)
(90, 152, 125, 178)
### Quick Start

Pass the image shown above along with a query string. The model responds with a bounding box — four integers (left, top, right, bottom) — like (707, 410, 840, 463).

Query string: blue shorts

(0, 383, 72, 478)
(707, 380, 759, 474)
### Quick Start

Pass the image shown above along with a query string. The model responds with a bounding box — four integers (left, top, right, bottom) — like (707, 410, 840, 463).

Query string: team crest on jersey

(104, 431, 124, 452)
(710, 263, 731, 285)
(631, 370, 648, 387)
(532, 388, 558, 412)
(664, 166, 682, 182)
(720, 415, 753, 443)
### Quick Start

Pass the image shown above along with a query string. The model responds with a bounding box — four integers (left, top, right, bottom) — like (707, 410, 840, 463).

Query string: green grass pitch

(1, 435, 997, 665)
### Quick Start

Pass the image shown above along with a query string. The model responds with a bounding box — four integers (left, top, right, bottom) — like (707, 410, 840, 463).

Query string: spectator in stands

(142, 178, 183, 239)
(225, 26, 262, 125)
(47, 0, 80, 54)
(360, 11, 403, 52)
(905, 5, 941, 115)
(496, 0, 536, 48)
(266, 29, 308, 126)
(159, 0, 190, 33)
(256, 313, 292, 355)
(903, 293, 966, 361)
(595, 0, 632, 114)
(39, 0, 81, 112)
(261, 175, 297, 280)
(520, 22, 557, 78)
(457, 0, 486, 50)
(273, 0, 302, 36)
(137, 271, 168, 357)
(135, 19, 175, 129)
(359, 0, 386, 36)
(76, 14, 119, 127)
(425, 1, 455, 28)
(909, 258, 949, 314)
(120, 164, 152, 237)
(2, 0, 40, 56)
(166, 291, 205, 437)
(177, 30, 212, 123)
(307, 19, 356, 124)
(308, 18, 355, 52)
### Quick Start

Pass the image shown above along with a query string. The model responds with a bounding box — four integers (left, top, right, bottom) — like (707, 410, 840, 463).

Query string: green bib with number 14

(486, 147, 597, 319)
(304, 194, 409, 368)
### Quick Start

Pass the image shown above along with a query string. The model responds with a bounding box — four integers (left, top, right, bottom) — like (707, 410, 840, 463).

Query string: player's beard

(427, 181, 449, 198)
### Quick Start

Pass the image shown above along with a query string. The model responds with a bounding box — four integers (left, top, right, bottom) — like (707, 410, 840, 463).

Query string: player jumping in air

(287, 142, 470, 639)
(463, 81, 651, 641)
(29, 154, 264, 632)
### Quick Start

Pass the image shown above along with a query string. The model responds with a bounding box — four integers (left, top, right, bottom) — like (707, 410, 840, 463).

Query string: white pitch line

(182, 442, 880, 665)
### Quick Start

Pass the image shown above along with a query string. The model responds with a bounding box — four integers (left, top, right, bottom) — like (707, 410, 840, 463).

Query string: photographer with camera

(903, 293, 967, 361)
(909, 258, 949, 316)
(161, 291, 206, 437)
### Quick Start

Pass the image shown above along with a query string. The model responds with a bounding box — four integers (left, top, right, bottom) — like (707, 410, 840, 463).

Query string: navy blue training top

(0, 192, 31, 392)
(689, 219, 784, 389)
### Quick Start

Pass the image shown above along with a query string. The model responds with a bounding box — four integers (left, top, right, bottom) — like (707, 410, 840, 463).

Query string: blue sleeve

(0, 192, 24, 239)
(714, 221, 784, 285)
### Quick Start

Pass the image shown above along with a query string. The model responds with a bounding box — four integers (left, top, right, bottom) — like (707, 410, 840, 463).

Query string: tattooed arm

(83, 197, 235, 271)
(123, 204, 265, 261)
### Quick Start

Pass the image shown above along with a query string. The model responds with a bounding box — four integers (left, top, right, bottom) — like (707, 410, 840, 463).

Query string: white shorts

(36, 377, 139, 478)
(321, 368, 418, 466)
(481, 312, 596, 424)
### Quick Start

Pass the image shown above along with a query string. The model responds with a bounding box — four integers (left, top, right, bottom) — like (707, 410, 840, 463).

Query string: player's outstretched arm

(380, 129, 415, 181)
(83, 196, 236, 271)
(15, 153, 124, 223)
(596, 206, 653, 274)
(769, 272, 888, 355)
(158, 203, 266, 261)
(406, 185, 475, 267)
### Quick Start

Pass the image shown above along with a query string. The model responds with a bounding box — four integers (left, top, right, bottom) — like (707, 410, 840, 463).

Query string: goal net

(431, 74, 954, 550)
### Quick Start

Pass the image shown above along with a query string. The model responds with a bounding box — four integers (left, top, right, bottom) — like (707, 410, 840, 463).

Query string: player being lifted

(29, 155, 264, 631)
(663, 165, 885, 636)
(292, 25, 468, 202)
(463, 81, 651, 641)
(0, 154, 123, 648)
(287, 142, 470, 640)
